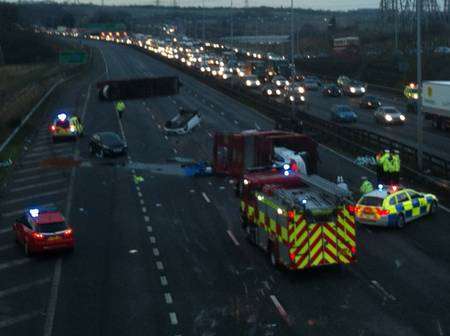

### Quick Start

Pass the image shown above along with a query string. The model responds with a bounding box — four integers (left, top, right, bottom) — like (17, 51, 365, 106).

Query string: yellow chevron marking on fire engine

(337, 217, 355, 237)
(269, 218, 276, 233)
(281, 227, 288, 243)
(258, 212, 265, 227)
(323, 251, 337, 264)
(248, 206, 255, 218)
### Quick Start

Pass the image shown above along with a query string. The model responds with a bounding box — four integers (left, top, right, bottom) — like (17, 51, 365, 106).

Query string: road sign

(59, 51, 87, 65)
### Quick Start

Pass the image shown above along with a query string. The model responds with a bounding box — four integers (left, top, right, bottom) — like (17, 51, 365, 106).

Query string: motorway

(247, 79, 450, 161)
(1, 40, 450, 336)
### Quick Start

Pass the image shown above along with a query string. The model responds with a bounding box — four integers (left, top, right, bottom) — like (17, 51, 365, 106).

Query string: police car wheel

(396, 214, 406, 229)
(97, 149, 104, 159)
(429, 201, 437, 215)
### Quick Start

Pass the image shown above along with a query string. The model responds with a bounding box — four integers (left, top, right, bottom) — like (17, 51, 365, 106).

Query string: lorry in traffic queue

(213, 130, 318, 178)
(422, 81, 450, 131)
(97, 76, 181, 101)
(239, 170, 357, 269)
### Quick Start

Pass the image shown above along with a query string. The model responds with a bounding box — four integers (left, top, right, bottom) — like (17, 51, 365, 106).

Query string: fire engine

(240, 170, 356, 270)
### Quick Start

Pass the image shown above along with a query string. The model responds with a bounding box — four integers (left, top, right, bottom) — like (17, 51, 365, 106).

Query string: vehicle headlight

(350, 87, 356, 93)
(276, 89, 281, 95)
(289, 96, 295, 102)
(285, 80, 289, 85)
(246, 80, 251, 86)
(218, 70, 224, 75)
(300, 95, 306, 102)
(222, 74, 228, 79)
(212, 70, 217, 76)
(413, 93, 419, 100)
(368, 102, 372, 106)
(400, 114, 406, 121)
(201, 67, 205, 72)
(276, 80, 281, 86)
(298, 87, 305, 94)
(256, 80, 261, 86)
(385, 114, 393, 122)
(361, 87, 366, 93)
(181, 57, 185, 62)
(70, 125, 76, 132)
(267, 89, 273, 95)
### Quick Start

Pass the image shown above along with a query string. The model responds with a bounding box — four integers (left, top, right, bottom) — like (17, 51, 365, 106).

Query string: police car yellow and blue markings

(357, 186, 437, 227)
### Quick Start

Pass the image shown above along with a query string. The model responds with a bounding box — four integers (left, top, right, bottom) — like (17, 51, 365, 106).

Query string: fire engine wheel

(396, 214, 406, 229)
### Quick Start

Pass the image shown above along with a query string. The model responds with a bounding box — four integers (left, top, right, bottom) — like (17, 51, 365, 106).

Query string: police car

(355, 186, 438, 228)
(49, 113, 84, 142)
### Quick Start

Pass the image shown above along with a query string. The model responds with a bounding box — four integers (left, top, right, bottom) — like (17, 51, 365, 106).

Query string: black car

(322, 84, 342, 97)
(360, 95, 382, 109)
(89, 132, 127, 158)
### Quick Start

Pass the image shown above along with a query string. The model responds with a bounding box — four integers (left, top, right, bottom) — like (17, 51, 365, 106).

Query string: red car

(13, 208, 74, 256)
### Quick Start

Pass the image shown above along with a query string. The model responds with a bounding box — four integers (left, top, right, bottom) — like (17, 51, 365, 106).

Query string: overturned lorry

(97, 76, 181, 101)
(213, 130, 318, 178)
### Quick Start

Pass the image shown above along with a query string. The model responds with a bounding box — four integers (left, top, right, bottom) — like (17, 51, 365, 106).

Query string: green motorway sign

(59, 51, 87, 65)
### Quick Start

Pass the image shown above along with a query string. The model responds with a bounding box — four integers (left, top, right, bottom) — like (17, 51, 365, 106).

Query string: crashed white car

(164, 109, 201, 135)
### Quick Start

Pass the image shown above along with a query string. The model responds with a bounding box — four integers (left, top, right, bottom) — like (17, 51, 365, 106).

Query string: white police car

(355, 185, 438, 228)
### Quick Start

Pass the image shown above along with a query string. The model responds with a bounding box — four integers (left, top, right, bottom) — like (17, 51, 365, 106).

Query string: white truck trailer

(423, 81, 450, 131)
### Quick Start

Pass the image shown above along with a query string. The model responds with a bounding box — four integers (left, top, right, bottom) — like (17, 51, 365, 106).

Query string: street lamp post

(230, 0, 234, 46)
(416, 0, 423, 170)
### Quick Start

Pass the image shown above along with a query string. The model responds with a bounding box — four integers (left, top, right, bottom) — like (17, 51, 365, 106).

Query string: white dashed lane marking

(144, 216, 150, 222)
(149, 236, 156, 244)
(227, 230, 240, 246)
(202, 192, 211, 203)
(169, 312, 178, 325)
(153, 248, 160, 256)
(160, 276, 168, 286)
(146, 226, 152, 232)
(9, 179, 66, 193)
(164, 293, 173, 304)
(142, 207, 147, 213)
(156, 261, 164, 270)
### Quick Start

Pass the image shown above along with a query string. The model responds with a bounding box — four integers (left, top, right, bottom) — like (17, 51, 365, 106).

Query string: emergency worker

(379, 150, 395, 185)
(392, 150, 401, 185)
(360, 176, 374, 195)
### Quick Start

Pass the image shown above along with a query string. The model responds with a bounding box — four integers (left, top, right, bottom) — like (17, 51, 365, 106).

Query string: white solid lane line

(202, 192, 211, 203)
(1, 202, 59, 218)
(0, 278, 51, 299)
(1, 189, 67, 206)
(0, 258, 30, 271)
(0, 227, 12, 234)
(0, 311, 41, 329)
(12, 166, 43, 176)
(9, 179, 66, 193)
(227, 230, 240, 246)
(0, 243, 15, 251)
(12, 171, 62, 184)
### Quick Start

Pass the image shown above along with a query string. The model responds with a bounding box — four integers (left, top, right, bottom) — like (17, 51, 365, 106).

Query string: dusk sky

(93, 0, 379, 10)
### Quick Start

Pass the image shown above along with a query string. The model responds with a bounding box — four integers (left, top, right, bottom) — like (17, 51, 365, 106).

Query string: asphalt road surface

(1, 40, 450, 336)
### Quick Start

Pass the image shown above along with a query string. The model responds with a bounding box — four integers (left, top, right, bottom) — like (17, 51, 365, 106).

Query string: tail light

(50, 125, 56, 132)
(287, 211, 295, 220)
(32, 232, 44, 240)
(351, 246, 356, 255)
(289, 253, 296, 261)
(376, 208, 390, 216)
(63, 228, 73, 237)
(346, 205, 355, 214)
